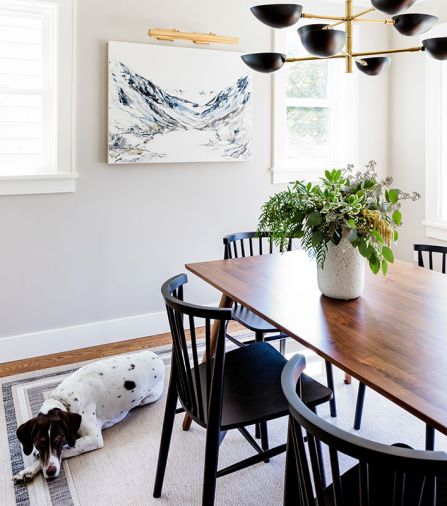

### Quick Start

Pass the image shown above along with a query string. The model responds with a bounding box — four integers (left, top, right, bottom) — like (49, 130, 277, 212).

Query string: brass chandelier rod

(286, 45, 423, 63)
(301, 13, 345, 21)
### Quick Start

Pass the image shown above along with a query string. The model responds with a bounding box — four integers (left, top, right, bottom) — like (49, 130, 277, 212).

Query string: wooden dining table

(183, 250, 447, 436)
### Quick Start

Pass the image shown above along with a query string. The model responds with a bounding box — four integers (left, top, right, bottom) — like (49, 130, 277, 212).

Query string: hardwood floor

(0, 322, 244, 379)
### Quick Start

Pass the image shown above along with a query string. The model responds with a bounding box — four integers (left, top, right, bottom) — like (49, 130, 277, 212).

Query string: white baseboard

(0, 309, 181, 364)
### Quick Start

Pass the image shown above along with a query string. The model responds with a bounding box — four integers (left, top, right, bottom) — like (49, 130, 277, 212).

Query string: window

(425, 23, 447, 240)
(272, 28, 358, 184)
(0, 0, 76, 195)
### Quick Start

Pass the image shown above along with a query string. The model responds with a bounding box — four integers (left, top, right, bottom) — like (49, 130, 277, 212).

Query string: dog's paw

(12, 470, 35, 485)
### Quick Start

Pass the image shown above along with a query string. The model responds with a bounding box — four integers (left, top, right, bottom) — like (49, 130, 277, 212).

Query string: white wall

(390, 0, 447, 261)
(0, 0, 390, 361)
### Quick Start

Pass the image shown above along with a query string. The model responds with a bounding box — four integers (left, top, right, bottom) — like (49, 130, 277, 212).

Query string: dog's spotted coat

(13, 350, 164, 484)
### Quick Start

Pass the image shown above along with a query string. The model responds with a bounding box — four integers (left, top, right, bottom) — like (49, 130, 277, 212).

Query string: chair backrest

(281, 355, 447, 506)
(161, 274, 232, 426)
(223, 231, 293, 259)
(414, 244, 447, 273)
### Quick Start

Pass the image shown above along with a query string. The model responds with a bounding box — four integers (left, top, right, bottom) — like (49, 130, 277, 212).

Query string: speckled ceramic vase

(317, 232, 365, 300)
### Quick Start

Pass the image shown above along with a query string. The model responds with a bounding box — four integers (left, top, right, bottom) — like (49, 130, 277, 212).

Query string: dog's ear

(17, 419, 37, 456)
(61, 412, 82, 447)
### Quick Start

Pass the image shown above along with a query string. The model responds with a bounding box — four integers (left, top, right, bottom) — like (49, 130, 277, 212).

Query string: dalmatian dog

(13, 350, 165, 484)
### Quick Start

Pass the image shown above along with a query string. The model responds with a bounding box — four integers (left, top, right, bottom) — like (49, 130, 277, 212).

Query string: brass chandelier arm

(355, 18, 395, 24)
(323, 8, 393, 31)
(351, 7, 376, 20)
(286, 54, 346, 63)
(352, 46, 424, 57)
(285, 46, 423, 64)
(301, 12, 345, 21)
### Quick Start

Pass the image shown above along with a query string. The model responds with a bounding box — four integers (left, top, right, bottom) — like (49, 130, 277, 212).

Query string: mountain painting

(108, 42, 252, 164)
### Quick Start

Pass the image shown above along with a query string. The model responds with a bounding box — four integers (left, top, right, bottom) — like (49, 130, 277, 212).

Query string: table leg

(182, 293, 233, 431)
(344, 373, 352, 384)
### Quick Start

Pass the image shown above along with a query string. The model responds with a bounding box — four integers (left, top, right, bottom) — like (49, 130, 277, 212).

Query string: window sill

(0, 173, 78, 196)
(423, 220, 447, 242)
(270, 167, 324, 184)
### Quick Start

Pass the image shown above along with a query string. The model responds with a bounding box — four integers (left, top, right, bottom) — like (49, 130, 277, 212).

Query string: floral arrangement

(258, 161, 420, 274)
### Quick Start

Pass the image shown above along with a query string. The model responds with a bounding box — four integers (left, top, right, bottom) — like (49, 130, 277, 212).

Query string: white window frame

(424, 23, 447, 240)
(271, 28, 359, 184)
(0, 0, 77, 195)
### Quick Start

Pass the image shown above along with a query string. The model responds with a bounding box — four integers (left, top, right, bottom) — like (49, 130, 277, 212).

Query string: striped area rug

(1, 335, 444, 505)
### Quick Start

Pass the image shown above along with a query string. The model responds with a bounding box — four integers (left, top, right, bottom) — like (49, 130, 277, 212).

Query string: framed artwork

(108, 41, 252, 164)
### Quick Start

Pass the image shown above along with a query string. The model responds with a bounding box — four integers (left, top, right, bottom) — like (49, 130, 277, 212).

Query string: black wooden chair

(282, 354, 447, 506)
(415, 244, 447, 273)
(223, 231, 338, 419)
(353, 243, 447, 450)
(153, 274, 333, 506)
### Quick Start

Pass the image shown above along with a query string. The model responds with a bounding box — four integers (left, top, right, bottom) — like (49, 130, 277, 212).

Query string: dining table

(182, 250, 447, 437)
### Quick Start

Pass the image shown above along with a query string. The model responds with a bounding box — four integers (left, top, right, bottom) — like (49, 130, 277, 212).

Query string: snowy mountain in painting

(108, 61, 252, 164)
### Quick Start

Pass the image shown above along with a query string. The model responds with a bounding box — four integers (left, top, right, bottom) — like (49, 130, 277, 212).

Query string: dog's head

(17, 408, 81, 479)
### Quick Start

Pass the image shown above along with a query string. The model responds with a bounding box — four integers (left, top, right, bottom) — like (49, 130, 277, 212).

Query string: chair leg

(153, 371, 178, 498)
(354, 382, 366, 430)
(279, 338, 286, 355)
(202, 428, 222, 505)
(254, 331, 264, 440)
(260, 422, 270, 463)
(425, 425, 435, 451)
(325, 361, 337, 418)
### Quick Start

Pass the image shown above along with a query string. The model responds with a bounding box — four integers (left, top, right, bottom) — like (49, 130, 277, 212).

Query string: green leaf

(348, 228, 358, 242)
(307, 210, 322, 226)
(393, 230, 399, 242)
(311, 231, 324, 247)
(392, 210, 402, 226)
(382, 258, 388, 276)
(363, 179, 377, 189)
(293, 229, 305, 239)
(369, 259, 380, 274)
(382, 246, 395, 263)
(369, 228, 385, 244)
(366, 245, 377, 262)
(347, 219, 356, 229)
(358, 240, 368, 258)
(370, 229, 384, 243)
(388, 189, 400, 204)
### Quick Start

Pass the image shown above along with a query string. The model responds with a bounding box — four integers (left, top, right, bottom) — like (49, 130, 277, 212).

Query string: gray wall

(0, 0, 390, 350)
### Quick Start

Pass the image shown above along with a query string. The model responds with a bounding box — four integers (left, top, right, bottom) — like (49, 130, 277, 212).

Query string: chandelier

(242, 1, 447, 76)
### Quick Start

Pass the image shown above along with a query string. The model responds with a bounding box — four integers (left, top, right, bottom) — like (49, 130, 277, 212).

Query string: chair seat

(232, 304, 281, 333)
(193, 342, 332, 430)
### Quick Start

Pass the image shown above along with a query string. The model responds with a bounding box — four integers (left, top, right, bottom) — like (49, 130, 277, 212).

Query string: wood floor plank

(0, 322, 244, 378)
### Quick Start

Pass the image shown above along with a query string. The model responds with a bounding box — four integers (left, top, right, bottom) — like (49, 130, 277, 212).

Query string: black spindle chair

(415, 244, 447, 273)
(282, 354, 447, 506)
(223, 232, 338, 419)
(353, 243, 447, 451)
(153, 274, 333, 506)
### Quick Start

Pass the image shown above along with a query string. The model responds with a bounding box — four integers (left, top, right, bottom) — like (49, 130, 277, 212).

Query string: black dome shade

(422, 38, 447, 61)
(298, 25, 346, 58)
(356, 57, 391, 76)
(250, 4, 303, 29)
(392, 13, 438, 36)
(371, 0, 417, 16)
(241, 53, 287, 73)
